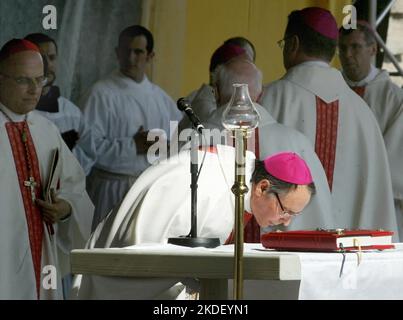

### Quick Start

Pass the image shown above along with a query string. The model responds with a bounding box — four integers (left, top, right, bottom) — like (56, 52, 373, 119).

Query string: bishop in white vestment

(187, 59, 334, 230)
(260, 7, 398, 239)
(0, 39, 94, 299)
(74, 145, 316, 299)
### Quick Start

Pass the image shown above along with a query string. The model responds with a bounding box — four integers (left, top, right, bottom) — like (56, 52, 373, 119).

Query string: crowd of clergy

(0, 6, 402, 299)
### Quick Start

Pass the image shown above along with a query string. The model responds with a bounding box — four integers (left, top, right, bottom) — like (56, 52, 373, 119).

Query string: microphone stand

(168, 129, 220, 248)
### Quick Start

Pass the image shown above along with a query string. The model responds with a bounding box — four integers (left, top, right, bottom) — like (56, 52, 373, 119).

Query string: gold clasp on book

(353, 238, 362, 266)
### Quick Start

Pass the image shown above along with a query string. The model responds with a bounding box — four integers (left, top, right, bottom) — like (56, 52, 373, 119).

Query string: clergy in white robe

(25, 33, 97, 176)
(0, 39, 94, 299)
(80, 25, 182, 230)
(260, 8, 398, 239)
(339, 23, 403, 239)
(35, 92, 96, 176)
(191, 59, 334, 230)
(74, 144, 316, 299)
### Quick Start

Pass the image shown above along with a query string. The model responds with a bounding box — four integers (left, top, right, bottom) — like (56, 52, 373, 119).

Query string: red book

(261, 229, 395, 252)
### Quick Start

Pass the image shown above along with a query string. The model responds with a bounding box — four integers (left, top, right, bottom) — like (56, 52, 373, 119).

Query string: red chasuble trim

(6, 122, 44, 299)
(225, 212, 261, 244)
(315, 97, 339, 191)
(351, 86, 366, 98)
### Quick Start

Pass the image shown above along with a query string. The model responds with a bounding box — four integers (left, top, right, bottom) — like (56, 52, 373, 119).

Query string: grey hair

(212, 60, 263, 103)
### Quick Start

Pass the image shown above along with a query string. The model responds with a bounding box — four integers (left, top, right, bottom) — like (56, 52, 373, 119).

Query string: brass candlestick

(231, 129, 249, 299)
(222, 84, 260, 300)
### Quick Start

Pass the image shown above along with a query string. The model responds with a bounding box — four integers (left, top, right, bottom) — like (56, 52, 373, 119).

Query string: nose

(344, 47, 354, 59)
(281, 216, 292, 227)
(128, 50, 138, 64)
(27, 81, 42, 94)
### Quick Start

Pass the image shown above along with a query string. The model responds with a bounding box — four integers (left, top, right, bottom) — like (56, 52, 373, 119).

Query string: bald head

(0, 50, 44, 114)
(214, 59, 263, 105)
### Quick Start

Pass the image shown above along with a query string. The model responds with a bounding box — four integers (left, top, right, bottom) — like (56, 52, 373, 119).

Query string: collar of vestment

(115, 70, 153, 92)
(0, 102, 30, 123)
(284, 62, 348, 103)
(343, 64, 380, 87)
(36, 86, 61, 113)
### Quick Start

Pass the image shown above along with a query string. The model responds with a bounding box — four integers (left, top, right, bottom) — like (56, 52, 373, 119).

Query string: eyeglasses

(1, 74, 48, 88)
(274, 192, 302, 217)
(277, 36, 293, 49)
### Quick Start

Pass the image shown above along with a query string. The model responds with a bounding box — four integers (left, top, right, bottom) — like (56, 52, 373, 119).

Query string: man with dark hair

(80, 25, 182, 230)
(0, 39, 94, 299)
(260, 7, 398, 238)
(339, 21, 403, 239)
(24, 33, 96, 176)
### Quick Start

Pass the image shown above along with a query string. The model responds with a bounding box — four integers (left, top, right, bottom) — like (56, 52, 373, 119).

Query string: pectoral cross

(24, 176, 37, 202)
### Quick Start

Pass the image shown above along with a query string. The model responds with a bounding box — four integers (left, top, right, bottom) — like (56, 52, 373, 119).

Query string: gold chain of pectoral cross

(0, 109, 37, 202)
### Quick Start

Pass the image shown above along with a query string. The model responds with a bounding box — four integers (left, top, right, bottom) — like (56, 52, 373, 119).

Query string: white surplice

(0, 103, 94, 299)
(344, 67, 403, 240)
(80, 71, 183, 230)
(35, 96, 97, 176)
(260, 62, 399, 240)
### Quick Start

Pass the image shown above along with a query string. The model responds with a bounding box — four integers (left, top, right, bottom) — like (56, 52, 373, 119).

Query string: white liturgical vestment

(202, 103, 334, 230)
(0, 103, 94, 299)
(260, 62, 399, 240)
(344, 68, 403, 239)
(35, 96, 96, 176)
(73, 145, 256, 299)
(80, 71, 183, 229)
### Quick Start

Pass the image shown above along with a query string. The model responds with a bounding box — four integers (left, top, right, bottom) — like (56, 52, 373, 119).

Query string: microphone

(177, 98, 205, 134)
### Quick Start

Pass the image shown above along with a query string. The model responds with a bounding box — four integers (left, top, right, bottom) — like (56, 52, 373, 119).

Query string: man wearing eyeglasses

(0, 39, 94, 299)
(73, 145, 316, 299)
(339, 21, 403, 240)
(199, 59, 333, 232)
(259, 7, 399, 240)
(24, 33, 97, 177)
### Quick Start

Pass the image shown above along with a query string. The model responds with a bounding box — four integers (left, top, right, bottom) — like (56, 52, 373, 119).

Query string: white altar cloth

(72, 243, 403, 300)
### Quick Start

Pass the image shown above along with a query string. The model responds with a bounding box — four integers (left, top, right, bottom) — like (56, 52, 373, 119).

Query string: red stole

(225, 212, 261, 244)
(351, 86, 366, 98)
(6, 122, 44, 299)
(315, 96, 339, 191)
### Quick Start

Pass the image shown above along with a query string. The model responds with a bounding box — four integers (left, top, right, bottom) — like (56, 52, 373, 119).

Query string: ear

(289, 35, 299, 54)
(146, 51, 155, 62)
(369, 42, 377, 57)
(254, 179, 271, 197)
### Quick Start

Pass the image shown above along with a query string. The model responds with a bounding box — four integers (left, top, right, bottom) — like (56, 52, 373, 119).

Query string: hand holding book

(36, 189, 72, 224)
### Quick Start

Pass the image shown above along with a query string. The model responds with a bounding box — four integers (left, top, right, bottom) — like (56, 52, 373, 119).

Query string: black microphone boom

(177, 98, 205, 134)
